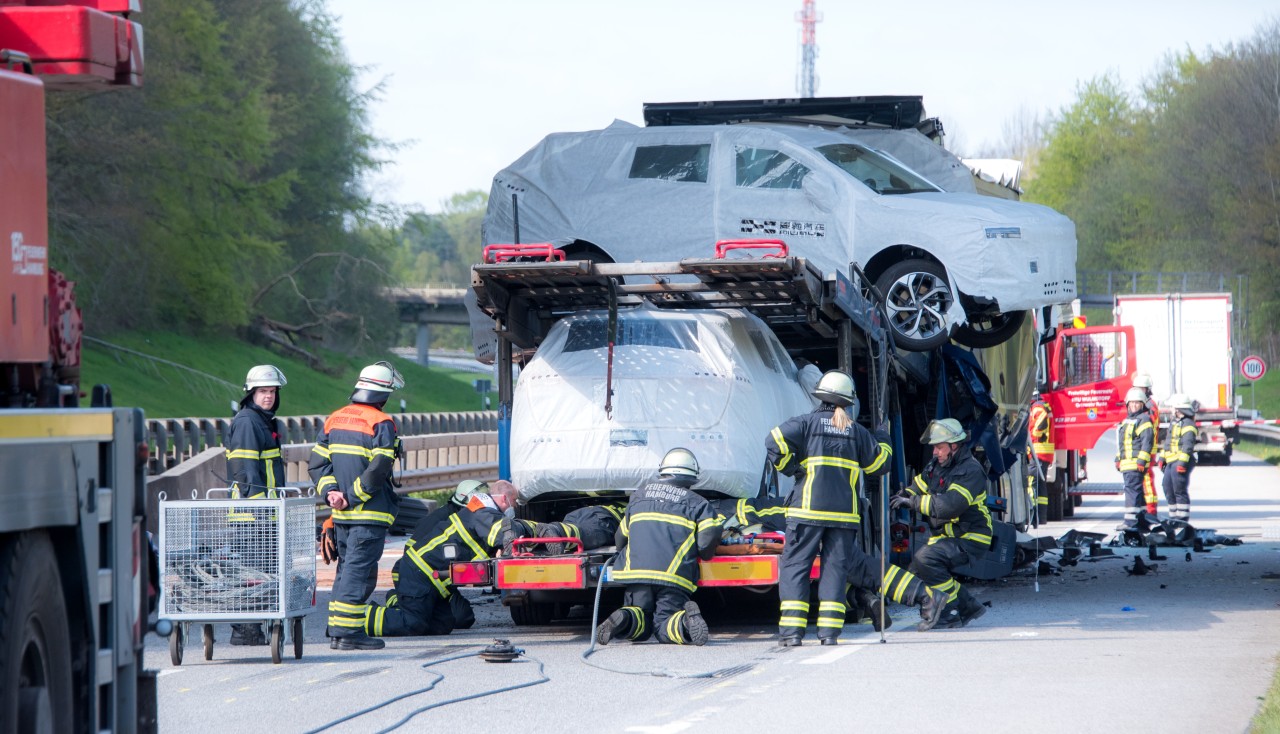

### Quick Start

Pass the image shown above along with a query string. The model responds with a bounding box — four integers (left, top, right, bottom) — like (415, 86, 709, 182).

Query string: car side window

(628, 144, 710, 183)
(735, 146, 810, 189)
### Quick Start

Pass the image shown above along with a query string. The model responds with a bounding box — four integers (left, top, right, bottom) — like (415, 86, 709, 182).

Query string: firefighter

(596, 448, 721, 646)
(1133, 373, 1161, 514)
(366, 480, 532, 638)
(224, 364, 287, 646)
(310, 361, 404, 651)
(535, 503, 626, 555)
(710, 495, 789, 535)
(768, 370, 892, 646)
(1027, 389, 1054, 526)
(890, 418, 993, 630)
(1160, 394, 1198, 521)
(1114, 387, 1155, 530)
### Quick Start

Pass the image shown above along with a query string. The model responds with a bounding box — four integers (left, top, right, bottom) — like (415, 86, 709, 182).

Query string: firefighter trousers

(1162, 464, 1194, 520)
(536, 516, 614, 551)
(609, 584, 696, 644)
(328, 524, 387, 639)
(779, 523, 855, 641)
(1121, 470, 1147, 527)
(367, 557, 456, 637)
(907, 536, 982, 604)
(846, 551, 930, 607)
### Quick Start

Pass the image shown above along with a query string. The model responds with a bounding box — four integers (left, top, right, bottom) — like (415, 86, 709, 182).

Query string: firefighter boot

(596, 609, 629, 646)
(916, 587, 948, 632)
(337, 631, 386, 651)
(683, 601, 709, 646)
(856, 588, 891, 632)
(958, 587, 987, 626)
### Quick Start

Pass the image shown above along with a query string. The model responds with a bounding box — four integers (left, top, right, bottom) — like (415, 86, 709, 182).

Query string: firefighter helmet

(1132, 373, 1153, 390)
(243, 364, 287, 392)
(1167, 393, 1198, 416)
(354, 361, 404, 393)
(812, 370, 856, 408)
(920, 418, 967, 445)
(658, 447, 700, 478)
(451, 479, 490, 506)
(1124, 387, 1148, 404)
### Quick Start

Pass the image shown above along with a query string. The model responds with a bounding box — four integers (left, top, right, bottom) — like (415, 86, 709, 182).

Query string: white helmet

(1124, 387, 1148, 404)
(1166, 393, 1198, 415)
(920, 418, 967, 445)
(1132, 374, 1153, 390)
(813, 370, 856, 408)
(354, 361, 404, 393)
(244, 364, 286, 392)
(659, 447, 700, 478)
(451, 479, 489, 506)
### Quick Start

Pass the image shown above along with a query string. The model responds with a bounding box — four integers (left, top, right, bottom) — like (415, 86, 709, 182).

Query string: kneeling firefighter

(365, 480, 533, 638)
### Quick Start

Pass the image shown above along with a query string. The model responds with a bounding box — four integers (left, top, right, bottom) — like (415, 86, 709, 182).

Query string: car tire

(953, 309, 1027, 349)
(873, 258, 954, 352)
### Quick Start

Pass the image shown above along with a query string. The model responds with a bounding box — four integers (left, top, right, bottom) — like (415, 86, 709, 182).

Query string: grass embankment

(81, 331, 493, 418)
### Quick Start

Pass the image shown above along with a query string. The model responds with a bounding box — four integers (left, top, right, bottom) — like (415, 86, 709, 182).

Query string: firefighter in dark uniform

(845, 548, 946, 633)
(366, 480, 533, 637)
(1114, 387, 1155, 530)
(1027, 390, 1054, 525)
(1160, 394, 1198, 521)
(891, 418, 993, 630)
(310, 361, 404, 651)
(1133, 374, 1161, 514)
(596, 448, 721, 646)
(768, 370, 892, 646)
(710, 496, 789, 534)
(535, 503, 627, 555)
(224, 364, 288, 646)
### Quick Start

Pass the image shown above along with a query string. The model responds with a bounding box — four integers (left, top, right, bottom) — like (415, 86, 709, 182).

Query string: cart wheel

(169, 623, 184, 666)
(203, 624, 215, 661)
(292, 617, 304, 660)
(270, 622, 284, 665)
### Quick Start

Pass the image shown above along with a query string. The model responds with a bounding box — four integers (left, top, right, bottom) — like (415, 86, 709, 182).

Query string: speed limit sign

(1241, 355, 1267, 381)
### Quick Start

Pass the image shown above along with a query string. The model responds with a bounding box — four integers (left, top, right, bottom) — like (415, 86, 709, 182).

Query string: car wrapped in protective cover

(511, 305, 816, 501)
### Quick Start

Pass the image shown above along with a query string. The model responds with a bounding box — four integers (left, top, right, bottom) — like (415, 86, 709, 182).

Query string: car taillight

(890, 522, 909, 554)
(450, 561, 491, 586)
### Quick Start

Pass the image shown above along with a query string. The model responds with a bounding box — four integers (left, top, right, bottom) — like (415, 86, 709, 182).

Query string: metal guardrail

(145, 411, 498, 474)
(1239, 425, 1280, 448)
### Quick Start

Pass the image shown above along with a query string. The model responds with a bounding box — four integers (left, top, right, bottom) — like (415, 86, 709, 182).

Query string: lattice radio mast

(796, 0, 821, 98)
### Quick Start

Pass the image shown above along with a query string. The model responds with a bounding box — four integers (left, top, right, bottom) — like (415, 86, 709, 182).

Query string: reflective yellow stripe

(372, 447, 395, 459)
(770, 427, 793, 472)
(780, 600, 810, 612)
(630, 512, 695, 529)
(865, 443, 891, 474)
(331, 508, 395, 525)
(449, 514, 489, 560)
(611, 569, 696, 593)
(312, 445, 332, 459)
(779, 617, 808, 628)
(226, 449, 262, 460)
(353, 476, 372, 503)
(329, 444, 374, 459)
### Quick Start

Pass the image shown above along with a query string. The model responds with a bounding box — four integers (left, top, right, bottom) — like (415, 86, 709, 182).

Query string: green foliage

(82, 330, 495, 418)
(387, 191, 488, 287)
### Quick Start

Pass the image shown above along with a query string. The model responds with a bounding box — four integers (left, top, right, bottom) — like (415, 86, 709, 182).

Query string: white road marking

(799, 644, 865, 664)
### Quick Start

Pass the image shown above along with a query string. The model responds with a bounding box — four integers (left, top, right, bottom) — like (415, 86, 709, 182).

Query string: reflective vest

(1029, 398, 1054, 462)
(1116, 409, 1154, 471)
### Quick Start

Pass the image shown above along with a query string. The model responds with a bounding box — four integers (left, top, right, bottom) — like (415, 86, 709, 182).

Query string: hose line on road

(301, 648, 549, 734)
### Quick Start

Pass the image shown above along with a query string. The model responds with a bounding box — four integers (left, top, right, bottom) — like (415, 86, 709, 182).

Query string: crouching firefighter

(596, 448, 722, 646)
(890, 418, 993, 629)
(769, 370, 893, 646)
(310, 362, 404, 651)
(366, 480, 533, 638)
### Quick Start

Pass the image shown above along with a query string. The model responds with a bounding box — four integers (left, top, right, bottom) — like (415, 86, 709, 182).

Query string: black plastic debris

(1126, 556, 1157, 576)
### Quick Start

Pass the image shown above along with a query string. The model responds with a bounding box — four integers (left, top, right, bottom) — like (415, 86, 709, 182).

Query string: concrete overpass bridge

(382, 286, 469, 366)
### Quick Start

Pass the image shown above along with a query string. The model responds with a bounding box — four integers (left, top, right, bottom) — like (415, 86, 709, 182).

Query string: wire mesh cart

(158, 489, 317, 664)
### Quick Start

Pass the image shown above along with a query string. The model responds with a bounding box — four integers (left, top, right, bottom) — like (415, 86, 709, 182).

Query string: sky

(326, 0, 1277, 214)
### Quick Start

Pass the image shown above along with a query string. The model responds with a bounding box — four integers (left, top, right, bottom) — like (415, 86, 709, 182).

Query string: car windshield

(816, 143, 941, 195)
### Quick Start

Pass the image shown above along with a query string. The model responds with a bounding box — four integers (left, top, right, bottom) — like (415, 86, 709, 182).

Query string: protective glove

(1176, 464, 1187, 474)
(320, 517, 338, 565)
(1114, 460, 1122, 472)
(1136, 462, 1147, 472)
(889, 494, 915, 511)
(1156, 457, 1166, 470)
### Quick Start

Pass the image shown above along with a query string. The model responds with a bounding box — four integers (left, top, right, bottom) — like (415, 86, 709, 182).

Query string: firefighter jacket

(226, 404, 285, 499)
(1162, 414, 1197, 468)
(400, 499, 529, 597)
(1029, 398, 1054, 462)
(309, 402, 401, 527)
(902, 445, 993, 547)
(710, 496, 789, 533)
(553, 504, 626, 550)
(766, 407, 892, 528)
(613, 475, 722, 593)
(1115, 408, 1154, 472)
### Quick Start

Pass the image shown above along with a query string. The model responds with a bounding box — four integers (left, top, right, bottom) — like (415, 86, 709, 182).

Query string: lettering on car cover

(740, 219, 826, 237)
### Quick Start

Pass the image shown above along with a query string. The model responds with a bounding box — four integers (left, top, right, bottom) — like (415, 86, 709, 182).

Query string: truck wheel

(0, 533, 73, 734)
(952, 309, 1027, 349)
(509, 601, 555, 626)
(1046, 477, 1065, 522)
(1062, 493, 1075, 518)
(873, 259, 954, 352)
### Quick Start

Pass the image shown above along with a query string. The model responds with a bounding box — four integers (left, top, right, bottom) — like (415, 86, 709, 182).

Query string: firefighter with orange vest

(1027, 390, 1054, 525)
(1133, 374, 1161, 514)
(310, 362, 404, 651)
